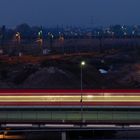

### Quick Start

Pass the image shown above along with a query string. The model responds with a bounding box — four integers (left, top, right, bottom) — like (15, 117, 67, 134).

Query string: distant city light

(15, 32, 21, 44)
(132, 31, 135, 35)
(124, 32, 127, 35)
(51, 34, 54, 38)
(38, 30, 43, 37)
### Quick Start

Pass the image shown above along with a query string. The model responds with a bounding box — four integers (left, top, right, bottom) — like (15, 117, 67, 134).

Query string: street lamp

(80, 61, 86, 122)
(81, 61, 85, 91)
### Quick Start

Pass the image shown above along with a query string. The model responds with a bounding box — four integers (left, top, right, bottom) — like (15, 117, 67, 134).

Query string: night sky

(0, 0, 140, 27)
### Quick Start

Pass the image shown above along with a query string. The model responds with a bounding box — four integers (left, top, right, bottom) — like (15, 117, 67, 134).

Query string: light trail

(0, 95, 140, 102)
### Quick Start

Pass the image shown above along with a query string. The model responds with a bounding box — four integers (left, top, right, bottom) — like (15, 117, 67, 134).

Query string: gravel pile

(22, 67, 80, 89)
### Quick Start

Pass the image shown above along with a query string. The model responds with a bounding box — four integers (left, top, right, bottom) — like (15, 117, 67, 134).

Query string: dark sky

(0, 0, 140, 28)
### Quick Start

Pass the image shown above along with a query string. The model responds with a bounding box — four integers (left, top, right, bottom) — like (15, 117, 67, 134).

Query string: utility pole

(80, 61, 86, 123)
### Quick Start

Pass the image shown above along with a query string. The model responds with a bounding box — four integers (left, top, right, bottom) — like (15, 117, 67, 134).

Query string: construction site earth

(0, 38, 140, 89)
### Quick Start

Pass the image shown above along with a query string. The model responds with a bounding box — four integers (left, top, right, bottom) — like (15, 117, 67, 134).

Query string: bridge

(0, 106, 140, 124)
(0, 90, 140, 140)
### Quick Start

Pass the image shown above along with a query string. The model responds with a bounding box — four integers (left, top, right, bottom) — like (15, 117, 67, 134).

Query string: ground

(0, 38, 140, 89)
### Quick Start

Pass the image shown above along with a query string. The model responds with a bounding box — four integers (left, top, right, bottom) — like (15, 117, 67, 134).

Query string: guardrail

(0, 108, 140, 124)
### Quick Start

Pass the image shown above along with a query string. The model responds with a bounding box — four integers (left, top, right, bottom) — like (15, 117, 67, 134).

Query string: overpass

(0, 90, 140, 140)
(0, 106, 140, 124)
(0, 106, 140, 140)
(0, 90, 140, 125)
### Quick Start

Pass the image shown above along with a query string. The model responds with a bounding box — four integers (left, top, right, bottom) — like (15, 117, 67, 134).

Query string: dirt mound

(22, 67, 80, 89)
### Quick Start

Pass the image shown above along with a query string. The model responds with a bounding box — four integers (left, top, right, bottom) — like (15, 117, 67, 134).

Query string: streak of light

(0, 95, 140, 102)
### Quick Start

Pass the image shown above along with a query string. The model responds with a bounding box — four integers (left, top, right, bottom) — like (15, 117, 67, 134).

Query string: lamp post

(80, 61, 86, 122)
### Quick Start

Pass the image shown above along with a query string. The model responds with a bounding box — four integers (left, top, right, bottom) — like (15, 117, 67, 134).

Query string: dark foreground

(1, 39, 140, 89)
(1, 130, 140, 140)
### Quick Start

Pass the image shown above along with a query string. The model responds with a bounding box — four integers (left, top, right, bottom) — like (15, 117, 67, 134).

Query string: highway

(1, 95, 140, 102)
(0, 90, 140, 124)
(0, 92, 140, 106)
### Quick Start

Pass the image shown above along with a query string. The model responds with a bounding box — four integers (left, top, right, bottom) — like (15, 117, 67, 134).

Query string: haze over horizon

(0, 0, 140, 28)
